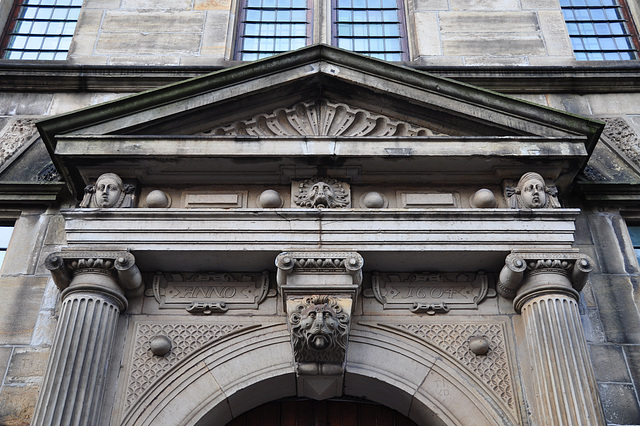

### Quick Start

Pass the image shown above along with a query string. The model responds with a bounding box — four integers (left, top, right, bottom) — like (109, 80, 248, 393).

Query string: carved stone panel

(151, 272, 273, 313)
(198, 99, 447, 137)
(388, 322, 517, 413)
(123, 322, 250, 409)
(368, 272, 493, 313)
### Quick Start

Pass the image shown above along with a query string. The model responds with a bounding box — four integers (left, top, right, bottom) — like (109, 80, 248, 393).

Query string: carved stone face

(95, 175, 122, 208)
(308, 182, 335, 208)
(289, 295, 350, 363)
(299, 305, 341, 350)
(520, 178, 546, 208)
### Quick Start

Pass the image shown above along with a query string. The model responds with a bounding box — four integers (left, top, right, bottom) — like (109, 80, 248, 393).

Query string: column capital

(497, 249, 593, 312)
(45, 250, 143, 309)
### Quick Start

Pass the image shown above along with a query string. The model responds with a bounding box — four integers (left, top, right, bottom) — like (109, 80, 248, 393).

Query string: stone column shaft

(522, 294, 603, 425)
(34, 252, 142, 426)
(498, 250, 605, 426)
(32, 289, 121, 426)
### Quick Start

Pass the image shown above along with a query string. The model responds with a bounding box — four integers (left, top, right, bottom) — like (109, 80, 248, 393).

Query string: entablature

(60, 208, 579, 273)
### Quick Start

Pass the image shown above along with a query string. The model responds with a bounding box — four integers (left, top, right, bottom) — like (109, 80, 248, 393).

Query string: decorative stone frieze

(497, 249, 605, 425)
(79, 172, 136, 208)
(368, 272, 493, 313)
(34, 251, 143, 426)
(151, 271, 273, 313)
(505, 172, 560, 209)
(198, 99, 446, 137)
(277, 251, 363, 400)
(293, 177, 351, 208)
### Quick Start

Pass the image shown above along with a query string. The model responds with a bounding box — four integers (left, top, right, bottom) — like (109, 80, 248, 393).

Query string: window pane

(333, 0, 407, 60)
(561, 0, 637, 60)
(2, 0, 83, 60)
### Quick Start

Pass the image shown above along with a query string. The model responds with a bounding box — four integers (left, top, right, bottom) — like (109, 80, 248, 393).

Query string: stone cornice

(0, 61, 638, 94)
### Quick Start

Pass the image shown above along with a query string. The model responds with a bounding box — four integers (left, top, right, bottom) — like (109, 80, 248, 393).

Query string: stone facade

(0, 1, 639, 425)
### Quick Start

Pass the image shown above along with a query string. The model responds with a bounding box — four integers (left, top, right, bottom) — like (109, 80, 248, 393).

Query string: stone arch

(121, 321, 520, 426)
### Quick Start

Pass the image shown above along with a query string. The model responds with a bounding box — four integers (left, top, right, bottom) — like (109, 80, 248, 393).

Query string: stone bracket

(276, 251, 363, 400)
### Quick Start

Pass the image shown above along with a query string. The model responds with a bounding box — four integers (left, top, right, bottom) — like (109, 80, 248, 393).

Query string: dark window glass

(628, 225, 640, 265)
(332, 0, 407, 60)
(236, 0, 311, 60)
(1, 0, 82, 60)
(561, 0, 638, 60)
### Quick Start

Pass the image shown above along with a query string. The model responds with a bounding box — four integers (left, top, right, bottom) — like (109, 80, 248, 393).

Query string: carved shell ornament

(199, 99, 445, 137)
(294, 177, 350, 208)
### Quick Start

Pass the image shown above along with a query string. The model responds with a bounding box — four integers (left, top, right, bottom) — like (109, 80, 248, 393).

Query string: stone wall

(66, 0, 578, 65)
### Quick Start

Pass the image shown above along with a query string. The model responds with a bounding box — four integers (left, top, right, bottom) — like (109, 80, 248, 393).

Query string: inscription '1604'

(370, 272, 493, 311)
(152, 272, 273, 311)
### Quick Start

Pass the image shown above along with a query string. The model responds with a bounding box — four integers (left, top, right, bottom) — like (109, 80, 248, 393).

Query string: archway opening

(224, 397, 420, 426)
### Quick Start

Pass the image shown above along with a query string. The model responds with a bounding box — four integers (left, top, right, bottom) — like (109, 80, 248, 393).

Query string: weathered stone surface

(442, 34, 545, 56)
(414, 0, 448, 10)
(194, 0, 231, 10)
(449, 0, 520, 10)
(2, 211, 49, 276)
(0, 384, 40, 426)
(102, 11, 205, 33)
(68, 9, 103, 58)
(0, 277, 48, 345)
(588, 344, 631, 383)
(120, 0, 192, 9)
(0, 347, 11, 381)
(624, 345, 640, 397)
(201, 11, 231, 57)
(463, 56, 528, 66)
(537, 11, 574, 56)
(589, 274, 640, 344)
(586, 213, 628, 274)
(82, 0, 121, 9)
(4, 348, 49, 385)
(96, 33, 202, 55)
(598, 383, 640, 425)
(440, 12, 540, 33)
(109, 55, 181, 66)
(520, 0, 560, 8)
(0, 94, 52, 115)
(413, 13, 441, 56)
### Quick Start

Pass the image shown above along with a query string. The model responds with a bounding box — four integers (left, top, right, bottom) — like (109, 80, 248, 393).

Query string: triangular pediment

(36, 44, 604, 197)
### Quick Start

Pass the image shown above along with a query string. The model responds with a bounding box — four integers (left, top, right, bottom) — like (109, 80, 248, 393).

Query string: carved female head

(95, 173, 124, 208)
(518, 172, 547, 208)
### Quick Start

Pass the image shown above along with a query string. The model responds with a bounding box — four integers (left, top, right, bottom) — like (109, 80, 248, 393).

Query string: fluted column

(498, 250, 605, 426)
(33, 252, 142, 426)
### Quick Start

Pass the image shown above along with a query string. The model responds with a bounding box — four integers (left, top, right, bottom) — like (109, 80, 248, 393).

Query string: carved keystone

(276, 251, 363, 400)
